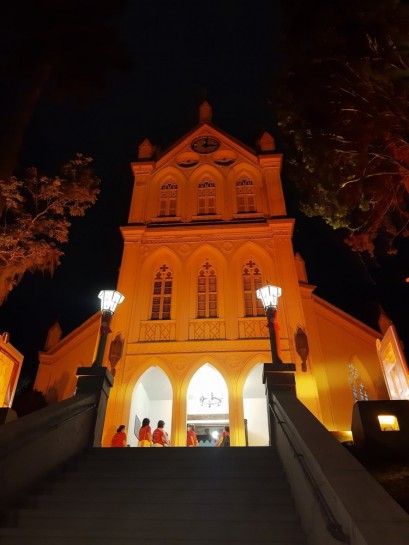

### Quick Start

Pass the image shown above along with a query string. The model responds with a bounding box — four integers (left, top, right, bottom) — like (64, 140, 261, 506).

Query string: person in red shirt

(111, 425, 127, 447)
(152, 420, 170, 447)
(187, 424, 198, 447)
(138, 418, 152, 447)
(216, 425, 230, 447)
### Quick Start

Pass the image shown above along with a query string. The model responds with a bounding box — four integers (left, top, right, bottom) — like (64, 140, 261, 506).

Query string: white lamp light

(92, 290, 125, 367)
(98, 290, 125, 314)
(256, 284, 281, 309)
(256, 283, 283, 366)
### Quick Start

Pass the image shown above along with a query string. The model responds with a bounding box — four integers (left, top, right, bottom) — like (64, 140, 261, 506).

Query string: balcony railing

(238, 317, 270, 339)
(139, 320, 176, 342)
(189, 319, 226, 340)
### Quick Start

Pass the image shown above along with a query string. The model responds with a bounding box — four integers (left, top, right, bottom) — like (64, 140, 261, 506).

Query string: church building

(34, 102, 388, 447)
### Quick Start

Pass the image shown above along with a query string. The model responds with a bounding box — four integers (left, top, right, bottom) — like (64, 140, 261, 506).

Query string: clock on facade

(191, 136, 221, 153)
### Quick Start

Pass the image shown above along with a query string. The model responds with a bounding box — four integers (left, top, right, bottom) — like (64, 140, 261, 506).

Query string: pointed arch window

(151, 265, 173, 320)
(197, 261, 218, 318)
(236, 179, 256, 213)
(198, 180, 216, 215)
(159, 182, 178, 216)
(348, 363, 369, 402)
(242, 260, 264, 316)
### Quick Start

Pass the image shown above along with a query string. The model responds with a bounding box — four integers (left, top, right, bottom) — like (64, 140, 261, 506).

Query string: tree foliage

(276, 0, 409, 255)
(12, 387, 48, 417)
(0, 155, 100, 303)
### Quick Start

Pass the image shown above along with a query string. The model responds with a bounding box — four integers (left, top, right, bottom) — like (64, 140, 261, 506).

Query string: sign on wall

(376, 325, 409, 400)
(0, 334, 24, 408)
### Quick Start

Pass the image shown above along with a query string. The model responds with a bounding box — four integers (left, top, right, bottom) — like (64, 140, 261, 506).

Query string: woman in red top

(152, 420, 170, 447)
(138, 418, 152, 447)
(216, 425, 230, 447)
(111, 425, 127, 447)
(186, 424, 198, 447)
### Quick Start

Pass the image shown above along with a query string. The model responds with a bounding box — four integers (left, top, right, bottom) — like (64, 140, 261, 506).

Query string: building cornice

(121, 219, 295, 245)
(258, 154, 283, 170)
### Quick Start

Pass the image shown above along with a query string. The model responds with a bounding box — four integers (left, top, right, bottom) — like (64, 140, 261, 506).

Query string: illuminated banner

(376, 325, 409, 400)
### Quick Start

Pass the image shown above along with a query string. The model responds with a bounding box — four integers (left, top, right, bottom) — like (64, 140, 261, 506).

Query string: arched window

(197, 180, 216, 215)
(236, 179, 256, 213)
(151, 265, 173, 320)
(159, 182, 178, 216)
(242, 260, 264, 316)
(197, 261, 218, 318)
(348, 363, 369, 402)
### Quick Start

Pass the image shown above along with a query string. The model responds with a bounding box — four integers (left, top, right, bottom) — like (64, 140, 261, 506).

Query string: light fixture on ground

(256, 284, 283, 366)
(92, 290, 124, 367)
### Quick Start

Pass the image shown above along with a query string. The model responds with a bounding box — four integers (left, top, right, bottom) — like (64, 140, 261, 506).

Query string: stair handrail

(4, 402, 97, 455)
(269, 401, 350, 544)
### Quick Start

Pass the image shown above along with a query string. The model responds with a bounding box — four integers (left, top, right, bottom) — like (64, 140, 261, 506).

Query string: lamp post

(256, 284, 283, 366)
(257, 284, 296, 447)
(92, 290, 124, 368)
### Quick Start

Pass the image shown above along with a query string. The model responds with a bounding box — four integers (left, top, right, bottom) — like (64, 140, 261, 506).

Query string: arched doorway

(128, 367, 173, 447)
(186, 364, 229, 446)
(243, 364, 269, 446)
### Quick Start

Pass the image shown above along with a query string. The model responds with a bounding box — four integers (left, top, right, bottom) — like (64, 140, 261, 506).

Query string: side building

(34, 103, 388, 447)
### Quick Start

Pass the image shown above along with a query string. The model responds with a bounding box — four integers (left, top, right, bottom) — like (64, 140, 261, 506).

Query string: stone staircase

(0, 447, 308, 544)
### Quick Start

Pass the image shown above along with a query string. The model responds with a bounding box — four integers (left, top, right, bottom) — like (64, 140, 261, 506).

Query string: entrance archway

(187, 364, 229, 446)
(243, 364, 269, 446)
(128, 366, 173, 447)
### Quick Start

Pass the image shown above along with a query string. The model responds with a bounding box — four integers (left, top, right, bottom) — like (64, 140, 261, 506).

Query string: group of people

(110, 418, 170, 448)
(187, 424, 230, 447)
(111, 420, 230, 447)
(138, 418, 170, 447)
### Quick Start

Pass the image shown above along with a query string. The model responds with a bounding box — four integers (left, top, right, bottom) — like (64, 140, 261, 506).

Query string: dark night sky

(0, 1, 408, 382)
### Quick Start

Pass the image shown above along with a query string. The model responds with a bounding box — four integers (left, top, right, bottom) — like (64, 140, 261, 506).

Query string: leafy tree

(0, 0, 130, 179)
(0, 155, 100, 303)
(12, 387, 48, 417)
(275, 0, 409, 255)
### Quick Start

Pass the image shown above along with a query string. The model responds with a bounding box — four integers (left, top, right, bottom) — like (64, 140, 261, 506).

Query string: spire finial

(199, 101, 213, 123)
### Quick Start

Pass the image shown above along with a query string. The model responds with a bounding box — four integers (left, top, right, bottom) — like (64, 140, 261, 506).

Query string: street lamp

(256, 284, 283, 366)
(92, 290, 124, 368)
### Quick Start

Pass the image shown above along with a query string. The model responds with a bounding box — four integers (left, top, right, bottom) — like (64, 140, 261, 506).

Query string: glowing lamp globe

(98, 290, 125, 314)
(256, 284, 281, 310)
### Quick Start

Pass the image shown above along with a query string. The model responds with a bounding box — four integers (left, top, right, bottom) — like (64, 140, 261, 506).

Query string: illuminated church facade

(34, 103, 388, 446)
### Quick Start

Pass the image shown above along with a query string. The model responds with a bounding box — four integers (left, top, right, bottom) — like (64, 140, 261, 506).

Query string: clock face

(191, 136, 220, 154)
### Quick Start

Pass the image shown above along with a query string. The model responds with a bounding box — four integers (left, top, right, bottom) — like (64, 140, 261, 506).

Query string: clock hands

(203, 137, 218, 150)
(191, 136, 220, 153)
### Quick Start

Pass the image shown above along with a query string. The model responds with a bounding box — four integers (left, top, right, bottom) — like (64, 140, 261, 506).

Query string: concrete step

(73, 448, 281, 469)
(15, 512, 300, 530)
(68, 449, 282, 469)
(63, 467, 282, 481)
(0, 532, 308, 545)
(0, 447, 308, 545)
(0, 519, 306, 541)
(79, 447, 280, 464)
(49, 475, 288, 491)
(28, 487, 284, 504)
(88, 446, 275, 455)
(16, 501, 297, 522)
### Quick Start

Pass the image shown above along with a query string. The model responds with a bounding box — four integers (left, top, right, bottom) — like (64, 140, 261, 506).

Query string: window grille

(159, 182, 178, 216)
(151, 264, 173, 320)
(198, 180, 216, 215)
(197, 261, 218, 318)
(242, 260, 264, 316)
(236, 179, 256, 213)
